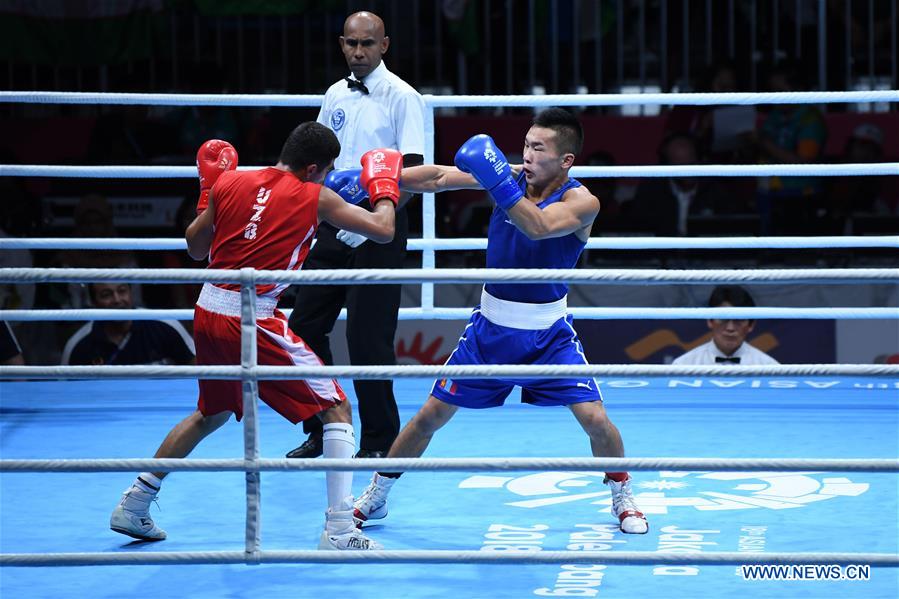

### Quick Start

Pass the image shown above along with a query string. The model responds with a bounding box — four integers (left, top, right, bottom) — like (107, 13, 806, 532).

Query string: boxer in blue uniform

(353, 108, 648, 534)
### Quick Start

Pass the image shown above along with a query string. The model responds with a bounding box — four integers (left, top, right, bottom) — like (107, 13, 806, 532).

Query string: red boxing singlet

(193, 168, 345, 423)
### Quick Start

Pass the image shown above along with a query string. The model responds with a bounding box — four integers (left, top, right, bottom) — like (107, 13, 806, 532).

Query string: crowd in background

(1, 2, 896, 366)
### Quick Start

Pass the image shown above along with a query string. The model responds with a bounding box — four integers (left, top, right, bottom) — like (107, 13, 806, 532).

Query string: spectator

(665, 62, 757, 211)
(754, 61, 827, 235)
(666, 61, 752, 162)
(61, 283, 195, 366)
(37, 195, 144, 364)
(631, 133, 731, 236)
(54, 195, 143, 309)
(1, 322, 24, 366)
(673, 285, 778, 365)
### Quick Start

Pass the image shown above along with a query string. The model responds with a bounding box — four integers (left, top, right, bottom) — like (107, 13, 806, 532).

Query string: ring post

(239, 267, 261, 563)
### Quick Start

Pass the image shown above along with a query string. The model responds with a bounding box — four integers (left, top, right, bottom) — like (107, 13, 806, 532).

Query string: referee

(286, 11, 425, 459)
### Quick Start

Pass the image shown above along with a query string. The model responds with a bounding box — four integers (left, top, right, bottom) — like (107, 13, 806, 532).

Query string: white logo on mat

(458, 471, 869, 513)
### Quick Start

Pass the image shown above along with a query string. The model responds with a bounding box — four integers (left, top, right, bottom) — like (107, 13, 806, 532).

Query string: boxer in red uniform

(110, 122, 403, 551)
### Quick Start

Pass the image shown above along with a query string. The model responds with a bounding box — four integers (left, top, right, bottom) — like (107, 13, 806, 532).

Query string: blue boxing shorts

(430, 291, 603, 409)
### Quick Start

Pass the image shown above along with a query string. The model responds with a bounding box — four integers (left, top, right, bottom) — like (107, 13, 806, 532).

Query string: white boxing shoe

(606, 475, 649, 534)
(352, 473, 395, 524)
(319, 496, 382, 550)
(110, 480, 167, 541)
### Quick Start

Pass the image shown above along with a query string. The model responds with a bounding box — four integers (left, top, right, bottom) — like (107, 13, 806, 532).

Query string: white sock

(322, 423, 355, 510)
(135, 472, 162, 494)
(121, 473, 162, 512)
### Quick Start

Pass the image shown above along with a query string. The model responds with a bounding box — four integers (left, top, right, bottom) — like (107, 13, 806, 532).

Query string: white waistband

(196, 283, 278, 318)
(479, 288, 567, 330)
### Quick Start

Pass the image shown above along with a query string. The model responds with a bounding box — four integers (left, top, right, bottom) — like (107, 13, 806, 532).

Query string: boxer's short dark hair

(280, 122, 341, 172)
(533, 107, 583, 156)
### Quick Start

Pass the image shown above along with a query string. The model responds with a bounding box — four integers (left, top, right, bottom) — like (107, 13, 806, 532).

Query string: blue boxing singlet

(484, 172, 587, 303)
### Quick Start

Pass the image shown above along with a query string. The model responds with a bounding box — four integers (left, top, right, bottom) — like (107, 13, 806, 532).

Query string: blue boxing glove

(324, 168, 369, 205)
(454, 134, 524, 210)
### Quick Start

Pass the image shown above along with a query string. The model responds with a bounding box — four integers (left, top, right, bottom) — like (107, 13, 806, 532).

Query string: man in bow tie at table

(286, 10, 426, 461)
(673, 285, 780, 366)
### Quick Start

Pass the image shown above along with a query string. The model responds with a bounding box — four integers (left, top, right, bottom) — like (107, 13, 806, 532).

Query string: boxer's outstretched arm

(399, 164, 480, 193)
(400, 164, 524, 194)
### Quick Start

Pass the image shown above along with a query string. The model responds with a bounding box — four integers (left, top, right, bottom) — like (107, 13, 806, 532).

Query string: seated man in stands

(630, 133, 732, 236)
(754, 61, 827, 235)
(62, 282, 195, 366)
(673, 285, 778, 365)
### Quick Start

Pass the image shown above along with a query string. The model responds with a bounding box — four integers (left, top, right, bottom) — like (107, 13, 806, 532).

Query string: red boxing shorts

(193, 284, 345, 423)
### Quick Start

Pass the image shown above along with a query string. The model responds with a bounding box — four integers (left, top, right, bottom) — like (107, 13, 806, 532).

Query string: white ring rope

(2, 550, 896, 567)
(2, 89, 896, 573)
(2, 89, 897, 107)
(4, 307, 897, 322)
(429, 91, 899, 107)
(2, 92, 894, 576)
(2, 267, 897, 285)
(2, 235, 897, 251)
(3, 457, 897, 474)
(2, 364, 897, 379)
(3, 163, 898, 178)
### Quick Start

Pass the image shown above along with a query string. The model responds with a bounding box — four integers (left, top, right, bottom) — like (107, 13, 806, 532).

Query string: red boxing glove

(360, 148, 403, 208)
(196, 139, 238, 213)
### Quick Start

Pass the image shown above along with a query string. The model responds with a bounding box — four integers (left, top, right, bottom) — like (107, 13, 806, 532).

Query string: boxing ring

(2, 89, 899, 598)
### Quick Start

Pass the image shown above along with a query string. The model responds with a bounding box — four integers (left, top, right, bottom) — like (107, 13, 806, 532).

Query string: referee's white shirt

(318, 61, 425, 169)
(672, 340, 779, 365)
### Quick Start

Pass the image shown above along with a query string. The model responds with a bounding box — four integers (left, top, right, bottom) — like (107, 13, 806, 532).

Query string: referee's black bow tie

(345, 77, 369, 95)
(715, 356, 741, 364)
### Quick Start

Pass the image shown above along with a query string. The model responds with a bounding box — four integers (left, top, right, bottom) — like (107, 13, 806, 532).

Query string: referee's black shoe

(286, 432, 323, 459)
(354, 449, 388, 459)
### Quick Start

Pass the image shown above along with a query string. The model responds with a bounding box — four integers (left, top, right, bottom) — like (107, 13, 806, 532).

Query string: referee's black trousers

(288, 209, 407, 452)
